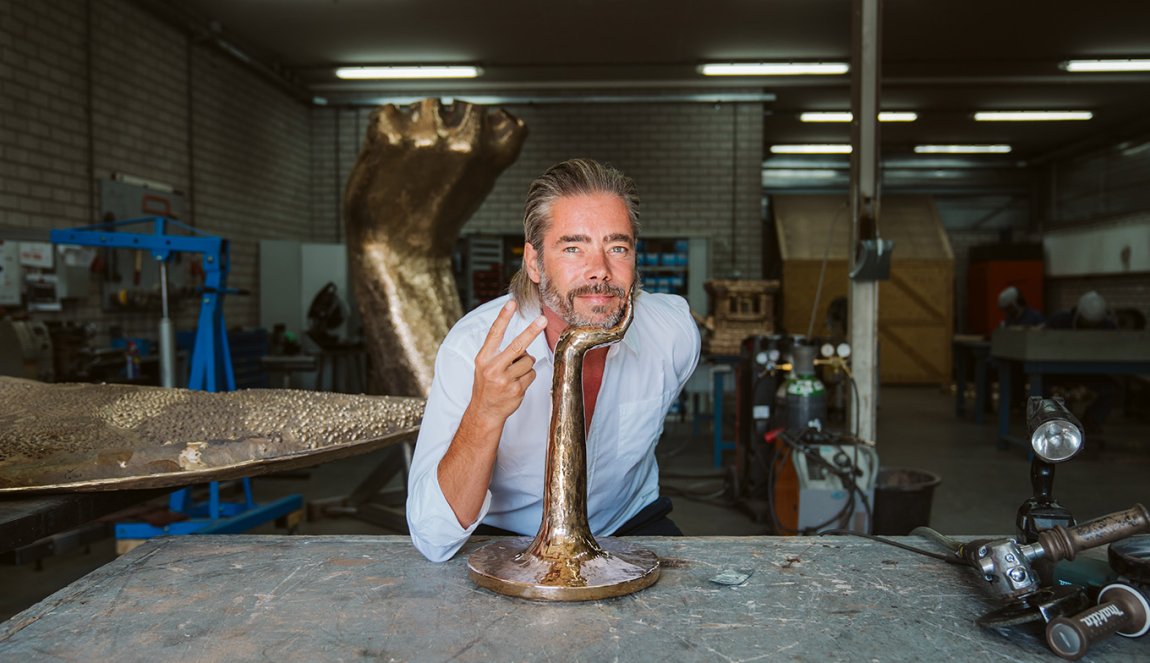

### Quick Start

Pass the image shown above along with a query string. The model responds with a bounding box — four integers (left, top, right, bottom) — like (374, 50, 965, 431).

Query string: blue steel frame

(51, 216, 235, 391)
(52, 216, 302, 539)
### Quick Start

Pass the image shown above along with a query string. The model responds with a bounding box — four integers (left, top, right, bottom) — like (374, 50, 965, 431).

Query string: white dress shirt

(406, 291, 700, 562)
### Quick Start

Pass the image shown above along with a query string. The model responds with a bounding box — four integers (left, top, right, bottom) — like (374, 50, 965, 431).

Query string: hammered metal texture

(344, 98, 528, 397)
(0, 377, 424, 493)
(468, 292, 661, 600)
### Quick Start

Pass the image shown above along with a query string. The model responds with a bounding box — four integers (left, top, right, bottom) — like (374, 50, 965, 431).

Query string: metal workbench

(0, 490, 164, 555)
(1, 535, 1142, 661)
(991, 329, 1150, 446)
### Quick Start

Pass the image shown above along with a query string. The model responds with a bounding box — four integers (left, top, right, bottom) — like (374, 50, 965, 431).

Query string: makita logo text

(1082, 604, 1122, 629)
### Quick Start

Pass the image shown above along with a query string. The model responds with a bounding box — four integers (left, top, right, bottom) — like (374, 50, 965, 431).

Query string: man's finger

(507, 353, 536, 380)
(500, 315, 547, 359)
(478, 300, 517, 359)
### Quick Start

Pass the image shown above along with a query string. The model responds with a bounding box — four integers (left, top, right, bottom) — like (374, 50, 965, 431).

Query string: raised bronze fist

(344, 98, 527, 396)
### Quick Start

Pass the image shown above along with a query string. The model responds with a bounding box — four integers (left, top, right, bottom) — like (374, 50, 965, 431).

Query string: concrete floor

(2, 385, 1148, 622)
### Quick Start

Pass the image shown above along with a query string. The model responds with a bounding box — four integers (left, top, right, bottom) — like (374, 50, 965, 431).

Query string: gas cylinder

(785, 343, 826, 431)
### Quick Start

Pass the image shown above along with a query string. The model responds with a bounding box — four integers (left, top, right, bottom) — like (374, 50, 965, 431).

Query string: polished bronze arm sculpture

(467, 291, 661, 600)
(344, 99, 527, 397)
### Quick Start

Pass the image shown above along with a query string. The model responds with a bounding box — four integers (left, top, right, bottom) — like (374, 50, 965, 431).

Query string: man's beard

(538, 270, 629, 328)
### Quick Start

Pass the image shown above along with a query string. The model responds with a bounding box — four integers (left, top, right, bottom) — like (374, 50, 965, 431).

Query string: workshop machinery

(51, 217, 302, 547)
(0, 318, 54, 382)
(52, 216, 232, 391)
(735, 335, 875, 535)
(910, 397, 1150, 659)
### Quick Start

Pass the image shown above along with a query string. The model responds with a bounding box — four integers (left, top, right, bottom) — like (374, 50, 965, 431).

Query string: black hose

(820, 529, 967, 566)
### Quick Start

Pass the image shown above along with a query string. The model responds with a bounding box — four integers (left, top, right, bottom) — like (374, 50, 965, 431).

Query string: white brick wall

(0, 0, 312, 342)
(316, 99, 765, 278)
(1048, 275, 1150, 319)
(3, 4, 766, 352)
(0, 0, 90, 230)
(90, 3, 188, 194)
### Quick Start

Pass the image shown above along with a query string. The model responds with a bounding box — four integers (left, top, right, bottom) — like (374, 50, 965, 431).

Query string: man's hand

(471, 301, 547, 422)
(437, 300, 546, 527)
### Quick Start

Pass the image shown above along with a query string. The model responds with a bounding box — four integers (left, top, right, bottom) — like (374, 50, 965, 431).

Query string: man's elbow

(409, 534, 457, 563)
(406, 503, 467, 563)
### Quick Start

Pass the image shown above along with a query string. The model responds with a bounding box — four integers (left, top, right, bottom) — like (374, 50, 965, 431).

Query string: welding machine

(769, 432, 877, 534)
(736, 336, 877, 534)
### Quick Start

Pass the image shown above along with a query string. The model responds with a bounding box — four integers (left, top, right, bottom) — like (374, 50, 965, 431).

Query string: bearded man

(407, 158, 700, 562)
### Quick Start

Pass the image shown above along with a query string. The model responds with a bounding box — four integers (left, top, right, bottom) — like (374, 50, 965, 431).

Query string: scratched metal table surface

(0, 535, 1141, 662)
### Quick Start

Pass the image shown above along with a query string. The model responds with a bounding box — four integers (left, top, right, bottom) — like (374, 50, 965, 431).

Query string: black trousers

(474, 496, 683, 537)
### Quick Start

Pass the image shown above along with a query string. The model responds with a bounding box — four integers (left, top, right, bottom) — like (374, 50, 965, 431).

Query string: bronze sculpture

(0, 377, 423, 493)
(467, 291, 662, 600)
(344, 98, 528, 397)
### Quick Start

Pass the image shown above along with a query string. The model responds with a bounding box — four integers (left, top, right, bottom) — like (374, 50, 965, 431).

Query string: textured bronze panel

(0, 377, 423, 493)
(344, 98, 528, 397)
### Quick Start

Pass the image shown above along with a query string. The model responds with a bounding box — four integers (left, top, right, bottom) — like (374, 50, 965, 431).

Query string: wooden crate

(775, 195, 954, 385)
(703, 279, 779, 355)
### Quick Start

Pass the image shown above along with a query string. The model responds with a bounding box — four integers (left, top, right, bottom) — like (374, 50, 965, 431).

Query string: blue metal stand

(711, 364, 737, 467)
(53, 217, 302, 542)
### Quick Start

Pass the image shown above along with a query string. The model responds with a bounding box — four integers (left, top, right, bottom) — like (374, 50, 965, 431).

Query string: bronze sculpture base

(467, 536, 660, 601)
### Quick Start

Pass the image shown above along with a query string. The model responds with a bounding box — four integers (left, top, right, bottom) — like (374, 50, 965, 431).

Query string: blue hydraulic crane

(51, 216, 234, 391)
(51, 216, 301, 544)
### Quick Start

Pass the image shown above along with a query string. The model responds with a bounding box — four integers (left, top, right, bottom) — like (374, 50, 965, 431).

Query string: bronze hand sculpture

(468, 290, 662, 600)
(344, 98, 527, 396)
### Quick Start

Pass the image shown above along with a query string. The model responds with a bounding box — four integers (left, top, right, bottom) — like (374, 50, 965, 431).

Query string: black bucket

(872, 467, 942, 535)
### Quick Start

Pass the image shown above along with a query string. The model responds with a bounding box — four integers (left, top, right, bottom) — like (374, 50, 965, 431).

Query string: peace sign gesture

(470, 301, 548, 422)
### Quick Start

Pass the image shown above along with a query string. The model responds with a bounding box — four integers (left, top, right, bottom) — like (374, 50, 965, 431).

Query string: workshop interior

(2, 0, 1150, 659)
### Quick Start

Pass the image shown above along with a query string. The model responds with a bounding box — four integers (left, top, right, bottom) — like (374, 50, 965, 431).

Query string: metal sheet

(0, 377, 423, 494)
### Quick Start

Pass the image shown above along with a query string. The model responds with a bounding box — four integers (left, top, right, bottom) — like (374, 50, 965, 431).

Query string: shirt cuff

(407, 471, 492, 562)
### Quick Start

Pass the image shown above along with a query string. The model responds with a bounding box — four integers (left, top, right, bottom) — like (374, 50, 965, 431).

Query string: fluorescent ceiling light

(974, 111, 1092, 122)
(335, 66, 482, 80)
(914, 144, 1012, 154)
(800, 112, 853, 122)
(700, 62, 849, 76)
(770, 144, 853, 154)
(765, 169, 840, 179)
(1062, 59, 1150, 72)
(800, 111, 918, 123)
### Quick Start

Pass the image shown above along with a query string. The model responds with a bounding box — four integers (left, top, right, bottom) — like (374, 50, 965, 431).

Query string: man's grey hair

(508, 158, 640, 308)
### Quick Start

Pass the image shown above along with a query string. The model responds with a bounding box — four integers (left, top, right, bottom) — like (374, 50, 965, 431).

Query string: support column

(849, 0, 882, 442)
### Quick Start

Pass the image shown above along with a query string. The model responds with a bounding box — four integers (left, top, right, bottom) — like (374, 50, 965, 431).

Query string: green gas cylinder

(785, 343, 826, 431)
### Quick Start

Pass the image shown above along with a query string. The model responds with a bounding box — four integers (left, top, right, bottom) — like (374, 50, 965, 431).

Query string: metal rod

(158, 261, 177, 388)
(910, 526, 963, 553)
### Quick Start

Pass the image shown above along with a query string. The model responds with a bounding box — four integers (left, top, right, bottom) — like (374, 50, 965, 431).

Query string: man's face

(525, 193, 636, 328)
